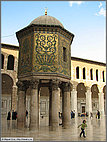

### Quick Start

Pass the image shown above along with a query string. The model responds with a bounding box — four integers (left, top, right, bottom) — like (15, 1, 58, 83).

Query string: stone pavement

(1, 115, 106, 141)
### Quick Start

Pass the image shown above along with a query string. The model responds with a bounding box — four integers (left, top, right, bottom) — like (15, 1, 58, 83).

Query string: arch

(90, 68, 93, 80)
(1, 71, 16, 86)
(76, 66, 79, 79)
(83, 67, 86, 79)
(77, 83, 86, 98)
(7, 55, 14, 70)
(91, 84, 99, 98)
(1, 54, 4, 69)
(2, 74, 13, 94)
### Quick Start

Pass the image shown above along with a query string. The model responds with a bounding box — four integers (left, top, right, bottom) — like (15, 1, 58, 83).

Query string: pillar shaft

(51, 80, 59, 131)
(12, 85, 17, 111)
(99, 92, 104, 115)
(29, 79, 39, 130)
(71, 85, 77, 117)
(49, 86, 52, 126)
(17, 81, 27, 129)
(62, 82, 71, 129)
(86, 87, 92, 116)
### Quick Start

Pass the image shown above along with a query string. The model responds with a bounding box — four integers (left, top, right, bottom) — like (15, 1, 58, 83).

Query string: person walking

(7, 111, 11, 120)
(78, 120, 87, 138)
(90, 112, 93, 119)
(97, 110, 100, 119)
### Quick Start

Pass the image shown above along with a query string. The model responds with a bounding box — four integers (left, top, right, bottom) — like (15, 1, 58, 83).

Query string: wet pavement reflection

(1, 115, 106, 141)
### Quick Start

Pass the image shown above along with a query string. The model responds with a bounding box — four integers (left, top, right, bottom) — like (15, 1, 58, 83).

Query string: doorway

(82, 106, 85, 113)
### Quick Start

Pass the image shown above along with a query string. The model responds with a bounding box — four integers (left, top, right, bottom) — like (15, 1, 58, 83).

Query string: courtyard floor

(1, 114, 106, 141)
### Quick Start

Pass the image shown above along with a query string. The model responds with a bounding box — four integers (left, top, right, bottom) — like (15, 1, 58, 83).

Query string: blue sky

(1, 1, 106, 63)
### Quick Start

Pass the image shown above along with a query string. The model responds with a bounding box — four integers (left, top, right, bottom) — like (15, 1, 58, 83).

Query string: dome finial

(45, 7, 48, 15)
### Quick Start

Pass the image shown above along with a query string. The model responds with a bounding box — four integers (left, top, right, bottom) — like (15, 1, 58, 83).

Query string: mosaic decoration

(18, 37, 32, 75)
(58, 35, 71, 78)
(33, 33, 58, 72)
(18, 30, 71, 79)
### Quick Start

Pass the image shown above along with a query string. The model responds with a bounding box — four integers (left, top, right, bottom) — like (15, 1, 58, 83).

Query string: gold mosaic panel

(32, 33, 58, 73)
(18, 35, 33, 76)
(58, 35, 71, 78)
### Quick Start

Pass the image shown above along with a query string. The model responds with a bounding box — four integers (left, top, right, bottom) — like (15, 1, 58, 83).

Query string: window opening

(83, 67, 86, 79)
(63, 47, 67, 62)
(7, 55, 14, 70)
(96, 69, 98, 81)
(1, 54, 4, 69)
(102, 71, 105, 82)
(76, 66, 79, 79)
(90, 69, 93, 80)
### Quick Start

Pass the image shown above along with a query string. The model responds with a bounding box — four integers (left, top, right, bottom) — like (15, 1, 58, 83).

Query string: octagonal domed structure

(29, 15, 64, 28)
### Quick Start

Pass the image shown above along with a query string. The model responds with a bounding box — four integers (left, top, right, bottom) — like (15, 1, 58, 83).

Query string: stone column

(62, 82, 71, 129)
(51, 80, 59, 131)
(16, 81, 28, 129)
(29, 79, 39, 130)
(12, 85, 17, 111)
(49, 85, 52, 126)
(86, 87, 92, 117)
(98, 92, 104, 115)
(71, 84, 77, 117)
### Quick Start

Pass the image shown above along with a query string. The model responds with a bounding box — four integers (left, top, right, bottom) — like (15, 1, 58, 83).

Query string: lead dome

(29, 15, 64, 28)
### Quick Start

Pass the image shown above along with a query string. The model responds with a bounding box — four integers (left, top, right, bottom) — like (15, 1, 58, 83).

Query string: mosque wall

(1, 44, 106, 116)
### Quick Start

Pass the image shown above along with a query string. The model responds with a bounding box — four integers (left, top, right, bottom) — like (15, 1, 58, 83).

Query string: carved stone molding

(86, 86, 91, 92)
(62, 82, 71, 92)
(51, 79, 59, 91)
(30, 79, 39, 89)
(16, 80, 30, 92)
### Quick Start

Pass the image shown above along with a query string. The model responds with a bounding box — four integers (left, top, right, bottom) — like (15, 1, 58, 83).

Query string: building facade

(1, 43, 106, 117)
(1, 13, 106, 130)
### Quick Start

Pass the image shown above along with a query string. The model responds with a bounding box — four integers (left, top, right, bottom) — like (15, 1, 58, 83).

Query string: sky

(1, 1, 106, 63)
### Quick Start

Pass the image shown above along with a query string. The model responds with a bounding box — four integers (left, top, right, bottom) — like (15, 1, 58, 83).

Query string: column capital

(51, 79, 59, 91)
(86, 86, 91, 92)
(30, 79, 39, 89)
(63, 82, 71, 92)
(98, 92, 104, 96)
(16, 80, 30, 91)
(72, 84, 77, 91)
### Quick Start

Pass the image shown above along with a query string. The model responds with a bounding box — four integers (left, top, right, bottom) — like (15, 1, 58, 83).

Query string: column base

(62, 122, 71, 129)
(29, 123, 39, 131)
(49, 125, 59, 131)
(17, 121, 25, 130)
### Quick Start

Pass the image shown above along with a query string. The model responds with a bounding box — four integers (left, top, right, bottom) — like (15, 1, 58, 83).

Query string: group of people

(7, 110, 28, 120)
(71, 110, 75, 119)
(78, 110, 101, 138)
(7, 110, 17, 120)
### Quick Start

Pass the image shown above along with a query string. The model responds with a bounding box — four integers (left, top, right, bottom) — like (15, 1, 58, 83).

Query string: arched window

(102, 71, 105, 82)
(76, 66, 79, 79)
(83, 67, 86, 79)
(7, 55, 14, 70)
(90, 69, 93, 80)
(1, 54, 4, 69)
(96, 69, 98, 81)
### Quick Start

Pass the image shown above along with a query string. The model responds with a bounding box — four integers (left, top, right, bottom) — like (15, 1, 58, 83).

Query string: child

(78, 120, 87, 138)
